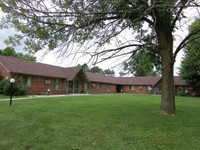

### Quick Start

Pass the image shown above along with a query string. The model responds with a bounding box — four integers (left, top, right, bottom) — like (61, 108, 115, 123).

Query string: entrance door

(68, 81, 73, 93)
(116, 85, 123, 93)
(74, 81, 79, 93)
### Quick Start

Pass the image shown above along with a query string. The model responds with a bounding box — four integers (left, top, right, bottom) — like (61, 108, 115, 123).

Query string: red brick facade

(0, 64, 10, 79)
(89, 82, 116, 94)
(1, 55, 199, 96)
(122, 85, 153, 94)
(27, 76, 66, 95)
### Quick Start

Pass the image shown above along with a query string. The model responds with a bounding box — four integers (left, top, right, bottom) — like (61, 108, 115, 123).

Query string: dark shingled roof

(63, 66, 83, 80)
(0, 55, 186, 86)
(86, 72, 185, 86)
(86, 72, 118, 84)
(117, 76, 161, 85)
(86, 72, 161, 85)
(0, 55, 81, 79)
(174, 76, 186, 85)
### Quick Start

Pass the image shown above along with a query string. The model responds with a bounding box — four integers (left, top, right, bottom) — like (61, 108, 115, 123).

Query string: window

(107, 84, 110, 90)
(129, 85, 134, 90)
(52, 79, 59, 90)
(145, 86, 151, 91)
(98, 83, 102, 89)
(23, 76, 32, 87)
(45, 80, 51, 85)
(139, 86, 143, 90)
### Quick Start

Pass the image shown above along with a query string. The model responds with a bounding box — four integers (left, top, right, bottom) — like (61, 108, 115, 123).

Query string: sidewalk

(0, 94, 91, 102)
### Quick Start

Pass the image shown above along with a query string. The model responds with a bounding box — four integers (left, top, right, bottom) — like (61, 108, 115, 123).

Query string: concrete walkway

(0, 94, 91, 102)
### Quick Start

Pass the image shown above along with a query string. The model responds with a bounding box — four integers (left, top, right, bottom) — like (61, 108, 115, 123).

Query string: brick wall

(89, 82, 116, 94)
(122, 85, 153, 94)
(9, 74, 66, 95)
(27, 76, 66, 95)
(0, 64, 10, 79)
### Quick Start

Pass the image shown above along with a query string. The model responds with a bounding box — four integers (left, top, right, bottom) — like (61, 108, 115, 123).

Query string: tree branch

(174, 27, 200, 60)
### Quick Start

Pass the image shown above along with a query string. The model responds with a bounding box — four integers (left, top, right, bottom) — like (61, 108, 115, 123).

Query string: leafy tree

(90, 66, 103, 74)
(121, 50, 161, 76)
(81, 64, 115, 76)
(0, 47, 18, 57)
(81, 63, 90, 72)
(103, 69, 115, 76)
(179, 19, 200, 87)
(0, 0, 200, 115)
(0, 79, 27, 95)
(0, 47, 36, 61)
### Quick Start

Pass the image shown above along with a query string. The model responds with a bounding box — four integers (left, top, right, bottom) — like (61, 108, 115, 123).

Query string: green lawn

(0, 94, 200, 150)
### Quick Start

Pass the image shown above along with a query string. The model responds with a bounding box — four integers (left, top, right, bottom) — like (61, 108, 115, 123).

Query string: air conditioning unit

(45, 80, 51, 85)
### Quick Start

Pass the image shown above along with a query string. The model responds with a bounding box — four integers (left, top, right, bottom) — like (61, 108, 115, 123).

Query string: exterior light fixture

(47, 89, 50, 95)
(9, 78, 15, 106)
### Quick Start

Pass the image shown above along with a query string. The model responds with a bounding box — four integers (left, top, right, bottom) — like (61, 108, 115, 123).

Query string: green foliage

(121, 50, 161, 76)
(90, 66, 103, 74)
(81, 64, 115, 76)
(179, 19, 200, 87)
(0, 79, 9, 94)
(0, 0, 187, 53)
(0, 79, 27, 96)
(0, 47, 36, 61)
(81, 63, 90, 72)
(0, 73, 3, 81)
(103, 69, 115, 76)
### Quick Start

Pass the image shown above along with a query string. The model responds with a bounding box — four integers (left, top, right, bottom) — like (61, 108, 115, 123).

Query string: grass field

(0, 94, 200, 150)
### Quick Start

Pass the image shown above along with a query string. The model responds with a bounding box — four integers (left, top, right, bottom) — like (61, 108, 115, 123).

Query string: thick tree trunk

(160, 47, 175, 115)
(155, 13, 176, 116)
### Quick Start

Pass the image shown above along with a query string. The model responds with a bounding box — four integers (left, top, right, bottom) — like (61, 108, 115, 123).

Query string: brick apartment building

(0, 55, 198, 95)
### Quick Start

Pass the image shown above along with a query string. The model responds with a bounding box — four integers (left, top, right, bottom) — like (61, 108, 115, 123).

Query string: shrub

(0, 73, 3, 81)
(0, 79, 27, 96)
(0, 80, 10, 94)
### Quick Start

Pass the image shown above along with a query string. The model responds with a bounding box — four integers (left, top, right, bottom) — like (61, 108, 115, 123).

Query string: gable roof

(174, 76, 186, 85)
(118, 76, 161, 85)
(0, 55, 81, 79)
(0, 55, 186, 86)
(63, 66, 86, 81)
(86, 72, 161, 85)
(86, 72, 185, 86)
(86, 72, 118, 84)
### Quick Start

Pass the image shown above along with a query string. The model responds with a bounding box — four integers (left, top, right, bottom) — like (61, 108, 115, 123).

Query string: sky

(0, 6, 199, 76)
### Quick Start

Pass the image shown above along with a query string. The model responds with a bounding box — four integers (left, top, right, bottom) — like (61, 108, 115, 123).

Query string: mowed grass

(0, 94, 200, 150)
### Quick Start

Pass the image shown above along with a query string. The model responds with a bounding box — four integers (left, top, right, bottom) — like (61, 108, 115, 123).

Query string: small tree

(0, 79, 27, 96)
(179, 19, 200, 88)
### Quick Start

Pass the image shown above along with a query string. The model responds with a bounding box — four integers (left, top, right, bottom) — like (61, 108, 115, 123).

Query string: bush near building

(0, 78, 27, 96)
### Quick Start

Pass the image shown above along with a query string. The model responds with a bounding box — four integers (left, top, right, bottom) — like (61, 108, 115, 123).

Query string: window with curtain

(52, 79, 59, 90)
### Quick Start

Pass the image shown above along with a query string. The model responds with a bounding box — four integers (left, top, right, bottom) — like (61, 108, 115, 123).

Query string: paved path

(0, 94, 91, 102)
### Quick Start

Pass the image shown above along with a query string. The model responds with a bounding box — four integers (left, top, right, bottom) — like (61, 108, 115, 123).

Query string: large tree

(0, 47, 36, 61)
(81, 64, 115, 76)
(120, 50, 161, 76)
(0, 0, 200, 115)
(179, 19, 200, 88)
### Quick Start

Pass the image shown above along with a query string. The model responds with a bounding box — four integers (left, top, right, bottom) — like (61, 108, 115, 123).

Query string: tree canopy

(120, 49, 161, 76)
(81, 63, 115, 76)
(0, 47, 36, 61)
(0, 0, 200, 115)
(179, 19, 200, 87)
